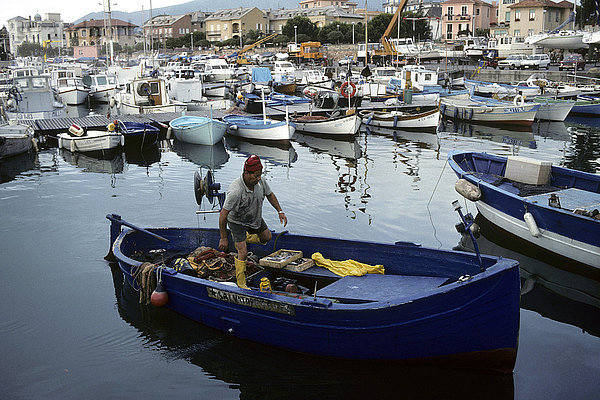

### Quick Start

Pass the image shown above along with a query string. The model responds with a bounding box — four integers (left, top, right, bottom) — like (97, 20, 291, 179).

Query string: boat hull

(441, 97, 539, 126)
(224, 115, 296, 141)
(108, 223, 520, 373)
(58, 131, 124, 152)
(118, 102, 187, 115)
(448, 151, 600, 270)
(360, 108, 440, 131)
(58, 87, 90, 105)
(533, 98, 574, 121)
(0, 124, 34, 159)
(292, 114, 361, 136)
(170, 116, 228, 145)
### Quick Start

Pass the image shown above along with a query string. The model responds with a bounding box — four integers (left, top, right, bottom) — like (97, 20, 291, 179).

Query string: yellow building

(204, 7, 269, 42)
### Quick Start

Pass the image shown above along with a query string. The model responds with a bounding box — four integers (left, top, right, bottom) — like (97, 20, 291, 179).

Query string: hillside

(73, 0, 380, 26)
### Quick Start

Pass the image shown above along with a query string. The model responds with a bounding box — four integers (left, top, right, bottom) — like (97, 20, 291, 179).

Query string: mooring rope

(132, 262, 157, 305)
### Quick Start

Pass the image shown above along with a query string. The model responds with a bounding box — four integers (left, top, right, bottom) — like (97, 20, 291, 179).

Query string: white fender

(166, 126, 172, 139)
(455, 178, 481, 201)
(513, 95, 525, 107)
(524, 212, 541, 237)
(109, 97, 116, 108)
(229, 125, 238, 131)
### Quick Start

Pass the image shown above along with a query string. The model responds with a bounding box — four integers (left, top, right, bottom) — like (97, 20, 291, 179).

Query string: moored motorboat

(169, 115, 228, 145)
(57, 123, 124, 153)
(112, 77, 187, 115)
(448, 151, 600, 271)
(570, 95, 600, 117)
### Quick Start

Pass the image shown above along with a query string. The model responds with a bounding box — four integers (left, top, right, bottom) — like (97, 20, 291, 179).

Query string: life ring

(340, 81, 357, 98)
(513, 94, 525, 107)
(302, 87, 318, 99)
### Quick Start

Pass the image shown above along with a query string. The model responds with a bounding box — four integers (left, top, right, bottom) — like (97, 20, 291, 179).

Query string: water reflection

(455, 215, 600, 337)
(224, 136, 297, 167)
(0, 151, 37, 183)
(171, 140, 229, 170)
(110, 263, 515, 399)
(562, 125, 600, 173)
(60, 148, 125, 174)
(293, 132, 362, 161)
(440, 120, 536, 151)
(124, 143, 162, 167)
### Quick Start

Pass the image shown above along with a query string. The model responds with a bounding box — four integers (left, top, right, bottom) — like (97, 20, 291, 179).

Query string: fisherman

(218, 155, 287, 288)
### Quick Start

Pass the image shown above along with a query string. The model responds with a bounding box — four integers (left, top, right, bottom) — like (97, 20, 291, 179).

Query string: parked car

(559, 54, 586, 71)
(498, 54, 528, 70)
(521, 54, 551, 70)
(338, 56, 356, 66)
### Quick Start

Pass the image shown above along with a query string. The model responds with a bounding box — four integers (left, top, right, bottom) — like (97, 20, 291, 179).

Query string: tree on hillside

(282, 16, 318, 41)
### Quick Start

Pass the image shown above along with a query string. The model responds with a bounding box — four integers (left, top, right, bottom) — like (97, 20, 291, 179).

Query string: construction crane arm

(380, 0, 409, 54)
(239, 32, 278, 55)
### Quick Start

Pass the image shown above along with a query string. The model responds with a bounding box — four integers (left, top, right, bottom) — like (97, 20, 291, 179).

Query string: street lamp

(337, 24, 340, 44)
(352, 22, 355, 44)
(294, 25, 297, 44)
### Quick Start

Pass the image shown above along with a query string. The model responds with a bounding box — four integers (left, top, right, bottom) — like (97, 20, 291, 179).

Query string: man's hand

(279, 212, 288, 227)
(218, 237, 229, 252)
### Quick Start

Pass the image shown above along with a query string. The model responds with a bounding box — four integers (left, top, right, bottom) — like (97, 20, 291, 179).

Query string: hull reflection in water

(109, 262, 515, 398)
(440, 120, 536, 149)
(171, 140, 229, 170)
(456, 215, 600, 337)
(294, 132, 362, 160)
(124, 143, 162, 167)
(60, 148, 124, 174)
(0, 151, 37, 183)
(365, 125, 440, 150)
(224, 135, 297, 167)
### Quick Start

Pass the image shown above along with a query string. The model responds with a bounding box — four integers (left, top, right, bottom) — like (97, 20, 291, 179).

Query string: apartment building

(204, 7, 269, 42)
(506, 0, 573, 37)
(7, 13, 65, 51)
(66, 18, 137, 47)
(440, 0, 495, 41)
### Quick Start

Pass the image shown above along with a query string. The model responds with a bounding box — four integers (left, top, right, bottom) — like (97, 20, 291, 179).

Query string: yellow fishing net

(311, 252, 385, 276)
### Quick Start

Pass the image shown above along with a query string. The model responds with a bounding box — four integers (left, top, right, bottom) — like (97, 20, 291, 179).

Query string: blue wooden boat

(169, 116, 228, 145)
(570, 95, 600, 117)
(106, 213, 520, 373)
(448, 151, 600, 271)
(115, 120, 159, 149)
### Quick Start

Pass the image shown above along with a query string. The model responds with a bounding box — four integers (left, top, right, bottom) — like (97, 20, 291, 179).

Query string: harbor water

(1, 105, 599, 399)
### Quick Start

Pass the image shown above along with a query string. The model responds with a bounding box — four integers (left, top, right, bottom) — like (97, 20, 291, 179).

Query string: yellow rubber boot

(234, 257, 249, 289)
(246, 233, 267, 245)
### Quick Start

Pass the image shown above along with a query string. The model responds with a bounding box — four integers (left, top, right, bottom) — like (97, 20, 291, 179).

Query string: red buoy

(150, 282, 168, 307)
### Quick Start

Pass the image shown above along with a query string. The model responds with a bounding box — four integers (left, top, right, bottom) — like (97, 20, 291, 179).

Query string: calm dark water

(1, 110, 599, 399)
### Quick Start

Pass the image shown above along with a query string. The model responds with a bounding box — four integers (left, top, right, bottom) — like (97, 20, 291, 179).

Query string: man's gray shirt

(223, 175, 272, 229)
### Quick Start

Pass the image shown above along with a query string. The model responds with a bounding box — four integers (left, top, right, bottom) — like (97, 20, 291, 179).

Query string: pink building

(441, 0, 495, 41)
(298, 0, 357, 11)
(73, 45, 98, 58)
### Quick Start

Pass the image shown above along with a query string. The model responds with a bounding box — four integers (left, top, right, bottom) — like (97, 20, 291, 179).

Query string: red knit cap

(244, 155, 262, 172)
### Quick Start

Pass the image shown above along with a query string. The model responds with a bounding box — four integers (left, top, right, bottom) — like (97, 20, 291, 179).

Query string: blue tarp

(252, 67, 272, 84)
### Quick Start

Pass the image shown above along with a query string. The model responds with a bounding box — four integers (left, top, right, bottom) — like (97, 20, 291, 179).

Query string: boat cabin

(124, 78, 168, 106)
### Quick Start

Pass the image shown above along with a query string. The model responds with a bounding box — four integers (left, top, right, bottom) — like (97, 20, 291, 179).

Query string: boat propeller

(194, 169, 226, 211)
(453, 200, 484, 271)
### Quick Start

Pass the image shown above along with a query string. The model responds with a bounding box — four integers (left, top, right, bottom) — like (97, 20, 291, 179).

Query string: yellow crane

(42, 40, 62, 62)
(236, 32, 278, 65)
(372, 0, 409, 58)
